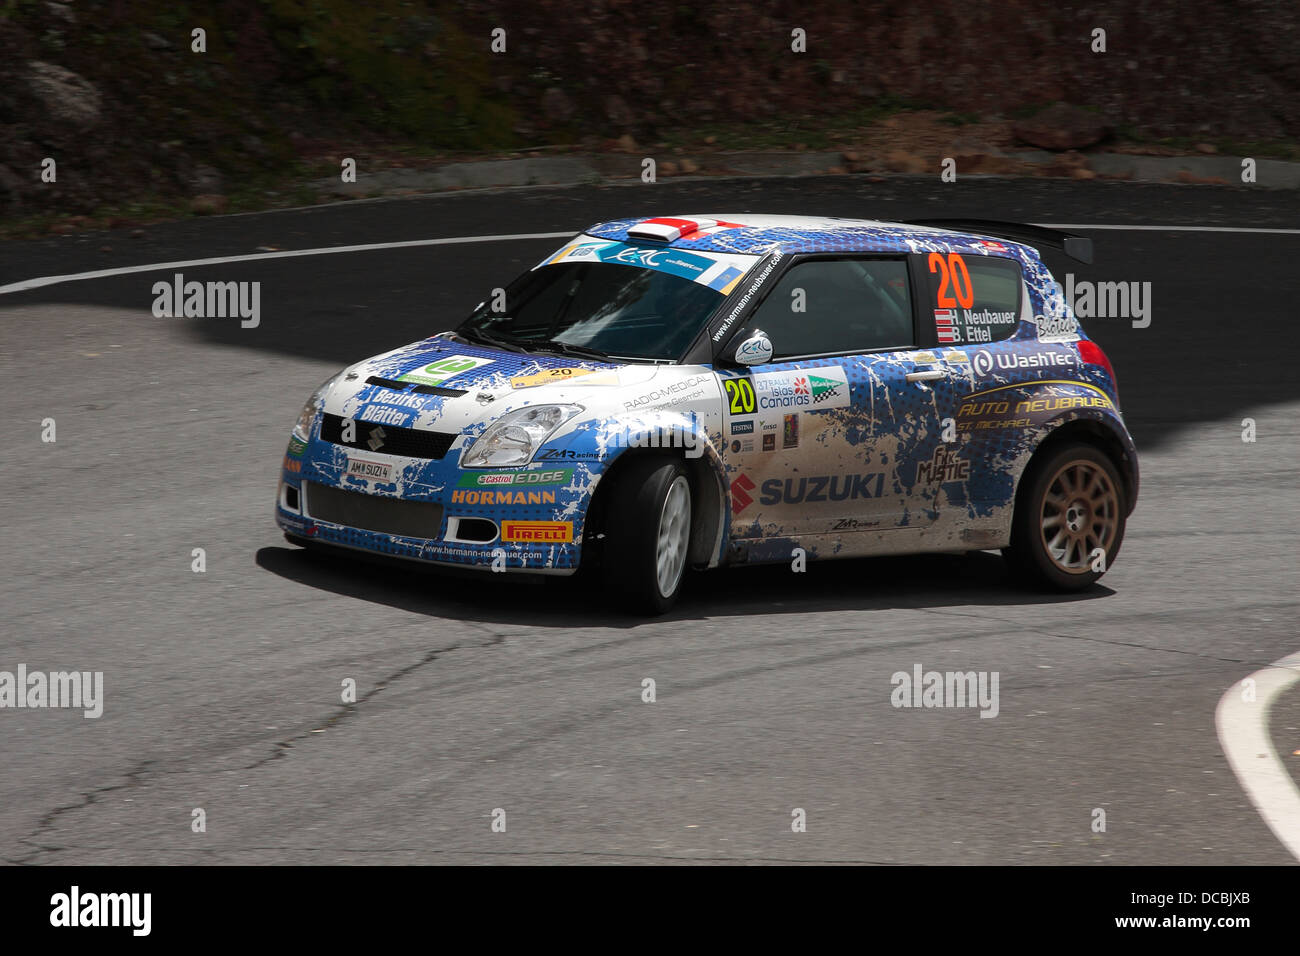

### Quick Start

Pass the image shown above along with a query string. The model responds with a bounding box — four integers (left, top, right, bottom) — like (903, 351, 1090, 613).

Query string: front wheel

(1004, 443, 1127, 591)
(602, 457, 693, 615)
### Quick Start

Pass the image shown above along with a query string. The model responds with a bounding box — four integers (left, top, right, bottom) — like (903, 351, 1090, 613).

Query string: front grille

(321, 413, 457, 460)
(365, 375, 466, 397)
(305, 482, 444, 539)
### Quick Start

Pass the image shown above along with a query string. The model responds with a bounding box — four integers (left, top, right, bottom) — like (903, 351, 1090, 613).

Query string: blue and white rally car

(277, 214, 1138, 613)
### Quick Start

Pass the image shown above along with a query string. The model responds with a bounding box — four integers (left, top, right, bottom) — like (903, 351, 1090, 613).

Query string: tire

(1004, 443, 1127, 591)
(601, 456, 693, 615)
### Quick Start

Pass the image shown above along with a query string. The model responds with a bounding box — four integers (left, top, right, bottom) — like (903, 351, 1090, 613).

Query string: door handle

(905, 368, 946, 382)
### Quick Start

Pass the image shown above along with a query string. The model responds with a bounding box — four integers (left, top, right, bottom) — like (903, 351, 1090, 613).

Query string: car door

(718, 255, 956, 542)
(914, 250, 1033, 537)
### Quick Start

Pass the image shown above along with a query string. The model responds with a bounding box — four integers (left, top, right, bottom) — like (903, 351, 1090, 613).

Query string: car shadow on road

(256, 543, 1113, 629)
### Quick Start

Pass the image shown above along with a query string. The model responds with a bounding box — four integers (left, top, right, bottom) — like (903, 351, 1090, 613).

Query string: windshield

(457, 239, 758, 362)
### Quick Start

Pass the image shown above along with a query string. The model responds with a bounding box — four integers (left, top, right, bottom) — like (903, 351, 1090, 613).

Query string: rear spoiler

(903, 219, 1093, 265)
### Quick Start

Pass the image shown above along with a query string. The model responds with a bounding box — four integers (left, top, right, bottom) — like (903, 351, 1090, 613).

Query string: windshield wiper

(531, 339, 612, 361)
(455, 327, 527, 353)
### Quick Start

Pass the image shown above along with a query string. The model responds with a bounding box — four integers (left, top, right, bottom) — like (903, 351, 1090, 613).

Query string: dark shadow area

(4, 177, 1297, 452)
(256, 543, 1113, 628)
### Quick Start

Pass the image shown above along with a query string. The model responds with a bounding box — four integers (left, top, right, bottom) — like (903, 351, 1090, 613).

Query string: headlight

(292, 370, 347, 441)
(461, 404, 583, 468)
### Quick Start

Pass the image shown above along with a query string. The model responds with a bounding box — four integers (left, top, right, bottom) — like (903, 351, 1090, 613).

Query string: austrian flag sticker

(934, 308, 959, 343)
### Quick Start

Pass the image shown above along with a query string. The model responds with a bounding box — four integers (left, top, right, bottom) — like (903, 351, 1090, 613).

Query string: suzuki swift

(276, 214, 1138, 614)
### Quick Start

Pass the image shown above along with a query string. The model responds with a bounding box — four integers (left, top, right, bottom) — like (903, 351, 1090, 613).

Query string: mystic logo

(915, 445, 969, 484)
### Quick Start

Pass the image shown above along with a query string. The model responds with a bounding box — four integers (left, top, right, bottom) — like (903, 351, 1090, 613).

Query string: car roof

(583, 214, 1035, 258)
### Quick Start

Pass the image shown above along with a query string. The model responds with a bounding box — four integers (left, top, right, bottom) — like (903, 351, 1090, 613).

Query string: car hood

(322, 336, 666, 435)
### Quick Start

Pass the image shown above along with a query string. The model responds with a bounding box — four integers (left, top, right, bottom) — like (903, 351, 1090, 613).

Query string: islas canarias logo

(755, 366, 850, 411)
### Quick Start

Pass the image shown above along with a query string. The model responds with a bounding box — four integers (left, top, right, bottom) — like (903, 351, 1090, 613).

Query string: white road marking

(1215, 651, 1300, 862)
(0, 231, 576, 295)
(3, 223, 1298, 297)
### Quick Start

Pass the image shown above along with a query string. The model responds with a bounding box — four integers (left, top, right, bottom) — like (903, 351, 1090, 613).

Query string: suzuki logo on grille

(730, 473, 756, 515)
(367, 426, 387, 451)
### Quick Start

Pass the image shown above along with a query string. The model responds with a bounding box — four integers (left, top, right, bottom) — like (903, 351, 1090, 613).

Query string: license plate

(346, 457, 393, 482)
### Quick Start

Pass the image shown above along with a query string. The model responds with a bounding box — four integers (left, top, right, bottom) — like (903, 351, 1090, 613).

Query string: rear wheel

(1004, 443, 1126, 591)
(601, 457, 693, 615)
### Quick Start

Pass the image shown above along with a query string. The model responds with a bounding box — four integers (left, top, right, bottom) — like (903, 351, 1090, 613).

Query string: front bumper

(275, 432, 595, 573)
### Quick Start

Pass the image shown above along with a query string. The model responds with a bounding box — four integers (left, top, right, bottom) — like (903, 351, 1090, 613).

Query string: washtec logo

(972, 349, 1075, 377)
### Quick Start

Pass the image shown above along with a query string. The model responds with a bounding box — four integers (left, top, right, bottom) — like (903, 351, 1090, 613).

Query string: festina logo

(367, 426, 387, 451)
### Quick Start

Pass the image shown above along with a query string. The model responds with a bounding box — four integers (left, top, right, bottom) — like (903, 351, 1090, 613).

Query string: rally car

(276, 214, 1138, 614)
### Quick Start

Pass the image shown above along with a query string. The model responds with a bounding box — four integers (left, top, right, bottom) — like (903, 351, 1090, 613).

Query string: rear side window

(742, 257, 913, 360)
(921, 253, 1022, 345)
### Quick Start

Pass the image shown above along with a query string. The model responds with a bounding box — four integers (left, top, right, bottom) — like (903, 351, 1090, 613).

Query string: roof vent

(626, 217, 714, 243)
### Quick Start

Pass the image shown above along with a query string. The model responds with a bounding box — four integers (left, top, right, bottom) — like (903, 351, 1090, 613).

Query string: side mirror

(733, 329, 772, 366)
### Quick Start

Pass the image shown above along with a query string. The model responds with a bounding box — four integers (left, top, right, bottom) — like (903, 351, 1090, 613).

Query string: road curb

(312, 148, 1300, 198)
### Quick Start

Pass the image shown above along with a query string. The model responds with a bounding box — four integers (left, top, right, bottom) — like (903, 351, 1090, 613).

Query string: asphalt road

(1, 176, 1298, 864)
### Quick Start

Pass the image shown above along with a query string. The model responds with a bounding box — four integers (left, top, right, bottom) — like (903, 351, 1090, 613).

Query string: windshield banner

(540, 239, 754, 295)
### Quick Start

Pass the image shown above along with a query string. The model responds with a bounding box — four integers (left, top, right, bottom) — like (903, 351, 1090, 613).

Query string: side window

(743, 258, 913, 360)
(922, 252, 1022, 345)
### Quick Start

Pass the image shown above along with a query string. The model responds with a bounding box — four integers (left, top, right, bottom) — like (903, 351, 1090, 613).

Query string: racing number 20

(725, 377, 756, 415)
(929, 252, 974, 309)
